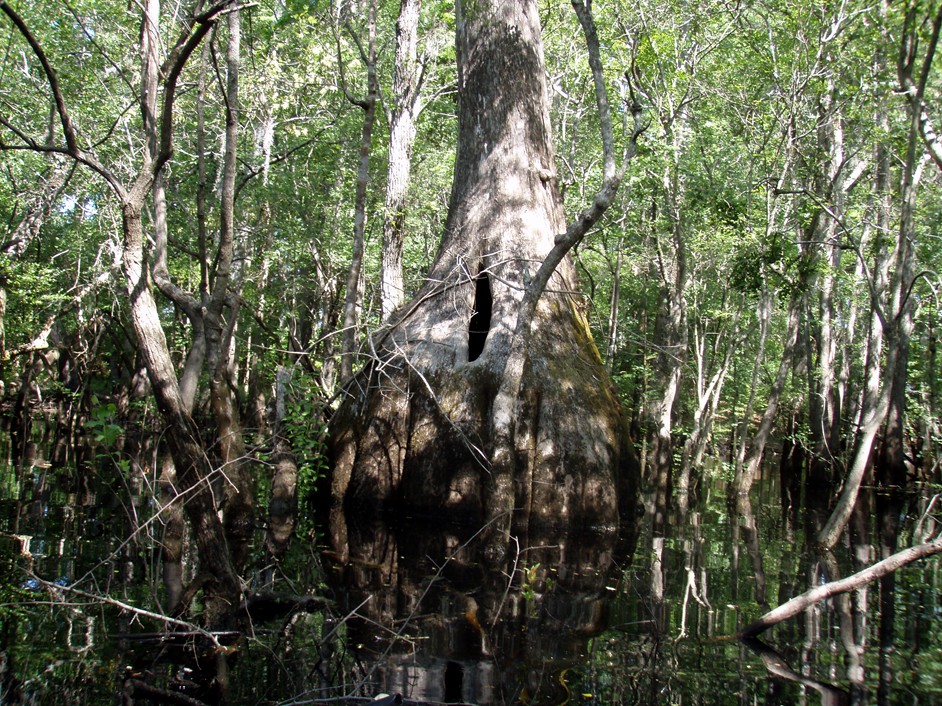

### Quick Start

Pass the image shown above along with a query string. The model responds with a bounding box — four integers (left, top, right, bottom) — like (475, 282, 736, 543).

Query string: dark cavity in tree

(468, 270, 492, 361)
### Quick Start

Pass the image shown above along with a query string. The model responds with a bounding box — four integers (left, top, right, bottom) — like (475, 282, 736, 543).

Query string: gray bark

(380, 0, 422, 321)
(339, 0, 379, 381)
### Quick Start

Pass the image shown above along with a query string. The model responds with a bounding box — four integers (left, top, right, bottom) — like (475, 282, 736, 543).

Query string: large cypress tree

(330, 0, 638, 531)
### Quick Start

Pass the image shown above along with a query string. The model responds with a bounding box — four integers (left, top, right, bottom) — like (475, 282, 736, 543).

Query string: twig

(24, 573, 223, 648)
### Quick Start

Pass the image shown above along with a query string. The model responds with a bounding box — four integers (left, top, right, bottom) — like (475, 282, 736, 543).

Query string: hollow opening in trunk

(468, 270, 492, 362)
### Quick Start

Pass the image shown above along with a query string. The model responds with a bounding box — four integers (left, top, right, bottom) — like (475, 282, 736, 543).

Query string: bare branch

(0, 1, 77, 153)
(24, 573, 225, 647)
(521, 2, 646, 325)
(156, 0, 236, 174)
(738, 534, 942, 638)
(899, 2, 942, 172)
(0, 2, 127, 196)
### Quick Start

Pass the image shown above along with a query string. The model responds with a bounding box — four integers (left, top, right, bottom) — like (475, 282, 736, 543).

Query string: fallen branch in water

(738, 533, 942, 638)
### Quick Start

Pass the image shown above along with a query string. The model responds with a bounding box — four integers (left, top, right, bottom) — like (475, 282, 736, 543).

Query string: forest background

(2, 0, 942, 623)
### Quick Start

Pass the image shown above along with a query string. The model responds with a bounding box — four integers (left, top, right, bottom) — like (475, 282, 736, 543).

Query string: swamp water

(1, 442, 941, 705)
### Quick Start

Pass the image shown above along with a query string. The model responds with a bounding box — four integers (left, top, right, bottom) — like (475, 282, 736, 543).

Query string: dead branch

(25, 573, 224, 648)
(738, 534, 942, 638)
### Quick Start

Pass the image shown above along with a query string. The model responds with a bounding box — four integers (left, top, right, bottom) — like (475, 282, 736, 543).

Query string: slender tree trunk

(677, 304, 740, 513)
(206, 6, 254, 571)
(733, 289, 771, 479)
(380, 0, 421, 321)
(817, 11, 927, 548)
(605, 236, 624, 372)
(881, 2, 942, 489)
(807, 77, 846, 479)
(642, 85, 690, 504)
(122, 205, 240, 624)
(817, 147, 917, 552)
(734, 296, 801, 502)
(340, 0, 378, 381)
(267, 367, 299, 562)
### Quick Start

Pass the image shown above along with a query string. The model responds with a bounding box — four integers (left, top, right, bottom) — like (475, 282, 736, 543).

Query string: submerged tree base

(329, 285, 638, 532)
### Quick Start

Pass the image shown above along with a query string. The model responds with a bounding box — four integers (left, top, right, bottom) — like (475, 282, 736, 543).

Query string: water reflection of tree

(586, 468, 936, 704)
(319, 513, 628, 705)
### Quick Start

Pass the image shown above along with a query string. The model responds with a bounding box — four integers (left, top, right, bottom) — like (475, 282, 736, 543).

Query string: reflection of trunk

(778, 411, 804, 529)
(741, 637, 850, 706)
(330, 0, 636, 529)
(820, 551, 865, 688)
(267, 369, 299, 562)
(876, 491, 904, 703)
(159, 454, 184, 612)
(677, 511, 711, 638)
(10, 353, 40, 467)
(735, 496, 767, 609)
(266, 438, 298, 561)
(324, 512, 623, 705)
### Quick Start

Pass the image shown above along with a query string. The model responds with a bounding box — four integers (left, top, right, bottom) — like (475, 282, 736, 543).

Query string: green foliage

(282, 376, 329, 501)
(83, 401, 123, 448)
(0, 255, 68, 349)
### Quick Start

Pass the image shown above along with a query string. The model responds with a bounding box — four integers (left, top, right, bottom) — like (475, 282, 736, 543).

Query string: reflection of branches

(287, 516, 509, 706)
(68, 456, 252, 596)
(741, 636, 849, 706)
(491, 536, 562, 630)
(677, 565, 709, 639)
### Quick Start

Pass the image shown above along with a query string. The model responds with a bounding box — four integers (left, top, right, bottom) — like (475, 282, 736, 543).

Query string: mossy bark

(329, 0, 637, 531)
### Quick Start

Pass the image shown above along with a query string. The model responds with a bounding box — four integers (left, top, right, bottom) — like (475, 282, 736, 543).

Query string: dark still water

(1, 441, 941, 704)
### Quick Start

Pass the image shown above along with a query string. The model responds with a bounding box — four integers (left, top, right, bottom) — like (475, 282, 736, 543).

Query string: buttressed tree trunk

(330, 0, 637, 530)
